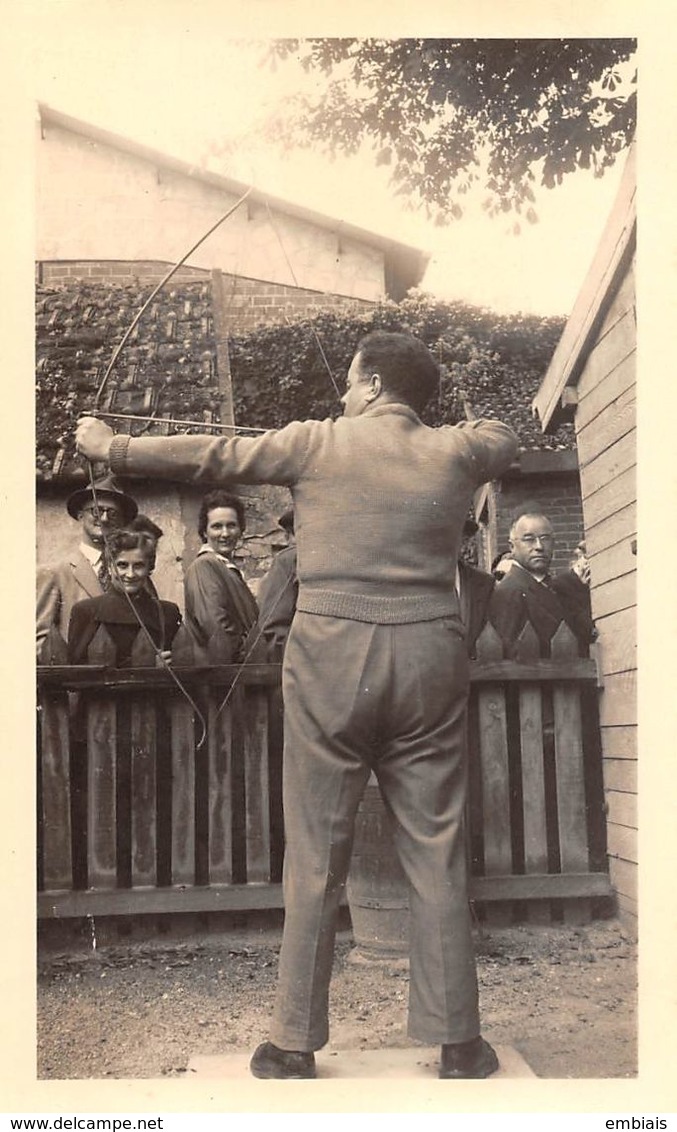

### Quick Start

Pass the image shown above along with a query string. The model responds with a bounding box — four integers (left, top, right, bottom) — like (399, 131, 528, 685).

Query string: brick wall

(38, 260, 210, 286)
(494, 470, 585, 576)
(38, 261, 375, 334)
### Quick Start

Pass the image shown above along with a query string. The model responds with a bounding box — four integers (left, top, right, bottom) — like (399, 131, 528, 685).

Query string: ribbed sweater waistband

(296, 587, 460, 624)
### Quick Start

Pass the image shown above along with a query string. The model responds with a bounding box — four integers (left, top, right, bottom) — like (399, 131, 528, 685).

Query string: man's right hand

(76, 417, 115, 463)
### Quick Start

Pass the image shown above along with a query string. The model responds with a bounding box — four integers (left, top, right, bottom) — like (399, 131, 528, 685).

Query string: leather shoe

(439, 1036, 499, 1079)
(250, 1040, 316, 1079)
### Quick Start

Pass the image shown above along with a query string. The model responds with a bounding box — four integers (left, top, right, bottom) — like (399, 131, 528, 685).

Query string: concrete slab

(187, 1044, 536, 1080)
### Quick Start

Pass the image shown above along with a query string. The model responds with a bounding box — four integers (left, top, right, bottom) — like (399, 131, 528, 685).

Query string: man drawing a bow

(77, 330, 518, 1080)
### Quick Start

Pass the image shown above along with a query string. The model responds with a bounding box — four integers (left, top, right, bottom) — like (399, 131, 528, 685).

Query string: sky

(30, 7, 631, 317)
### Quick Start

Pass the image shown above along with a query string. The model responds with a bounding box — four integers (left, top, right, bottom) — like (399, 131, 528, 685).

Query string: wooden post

(551, 622, 591, 924)
(38, 629, 73, 891)
(243, 682, 272, 882)
(85, 626, 118, 889)
(170, 626, 198, 885)
(207, 686, 234, 885)
(475, 623, 512, 925)
(129, 632, 159, 888)
(514, 623, 550, 925)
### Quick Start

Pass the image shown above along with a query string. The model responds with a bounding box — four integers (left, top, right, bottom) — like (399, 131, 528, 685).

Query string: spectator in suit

(36, 474, 138, 659)
(257, 508, 298, 654)
(489, 509, 595, 656)
(488, 508, 564, 656)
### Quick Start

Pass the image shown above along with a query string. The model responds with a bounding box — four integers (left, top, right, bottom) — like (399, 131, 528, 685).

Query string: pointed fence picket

(37, 614, 611, 922)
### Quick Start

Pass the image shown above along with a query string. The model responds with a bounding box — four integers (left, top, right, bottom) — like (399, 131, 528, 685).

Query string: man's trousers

(269, 612, 480, 1052)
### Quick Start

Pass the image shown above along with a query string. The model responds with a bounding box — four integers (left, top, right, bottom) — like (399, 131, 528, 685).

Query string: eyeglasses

(514, 534, 554, 546)
(82, 505, 123, 519)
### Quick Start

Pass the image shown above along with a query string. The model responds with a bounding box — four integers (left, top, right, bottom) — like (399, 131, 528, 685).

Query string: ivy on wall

(36, 282, 571, 483)
(230, 294, 570, 449)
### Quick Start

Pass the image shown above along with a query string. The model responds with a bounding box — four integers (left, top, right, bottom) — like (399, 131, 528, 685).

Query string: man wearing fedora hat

(36, 474, 138, 658)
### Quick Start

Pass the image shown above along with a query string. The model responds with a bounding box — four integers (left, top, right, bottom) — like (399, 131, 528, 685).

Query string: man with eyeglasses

(488, 508, 574, 657)
(36, 474, 138, 658)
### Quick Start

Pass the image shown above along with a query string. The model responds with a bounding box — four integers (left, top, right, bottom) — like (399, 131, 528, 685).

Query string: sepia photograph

(3, 0, 675, 1122)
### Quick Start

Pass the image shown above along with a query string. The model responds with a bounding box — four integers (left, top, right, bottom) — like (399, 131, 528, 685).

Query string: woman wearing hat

(36, 474, 138, 658)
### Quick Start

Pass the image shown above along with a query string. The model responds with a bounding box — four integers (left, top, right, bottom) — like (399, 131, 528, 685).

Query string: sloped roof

(38, 104, 429, 301)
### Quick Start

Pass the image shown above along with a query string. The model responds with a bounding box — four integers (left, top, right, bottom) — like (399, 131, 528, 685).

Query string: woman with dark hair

(184, 490, 259, 663)
(68, 529, 181, 666)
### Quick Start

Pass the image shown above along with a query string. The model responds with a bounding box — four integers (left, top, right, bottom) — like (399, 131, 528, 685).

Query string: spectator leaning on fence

(183, 490, 259, 664)
(76, 328, 518, 1082)
(36, 474, 138, 659)
(488, 508, 595, 656)
(67, 528, 181, 667)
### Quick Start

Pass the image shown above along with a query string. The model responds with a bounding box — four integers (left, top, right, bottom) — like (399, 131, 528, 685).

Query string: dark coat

(550, 569, 596, 653)
(183, 549, 259, 663)
(457, 561, 495, 658)
(256, 545, 299, 650)
(488, 563, 568, 657)
(68, 589, 181, 666)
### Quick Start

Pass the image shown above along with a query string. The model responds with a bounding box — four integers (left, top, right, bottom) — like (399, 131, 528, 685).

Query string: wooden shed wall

(574, 252, 637, 931)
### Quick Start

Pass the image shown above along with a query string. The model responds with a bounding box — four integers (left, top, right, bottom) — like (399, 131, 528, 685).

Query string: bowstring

(85, 460, 209, 748)
(85, 192, 343, 737)
(210, 199, 345, 721)
(83, 190, 257, 747)
(212, 556, 296, 721)
(263, 198, 343, 403)
(94, 187, 254, 411)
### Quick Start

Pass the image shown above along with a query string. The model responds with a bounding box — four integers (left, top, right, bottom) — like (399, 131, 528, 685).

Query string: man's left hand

(76, 417, 115, 462)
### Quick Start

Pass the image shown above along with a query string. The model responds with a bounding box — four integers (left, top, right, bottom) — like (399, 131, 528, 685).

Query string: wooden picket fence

(36, 618, 611, 923)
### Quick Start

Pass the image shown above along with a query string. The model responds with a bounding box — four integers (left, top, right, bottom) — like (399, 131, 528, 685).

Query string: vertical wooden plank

(475, 624, 512, 925)
(85, 625, 118, 889)
(243, 683, 272, 882)
(38, 687, 73, 891)
(170, 626, 198, 885)
(208, 687, 234, 884)
(551, 622, 591, 924)
(514, 624, 550, 924)
(170, 694, 197, 886)
(130, 632, 159, 887)
(130, 700, 157, 888)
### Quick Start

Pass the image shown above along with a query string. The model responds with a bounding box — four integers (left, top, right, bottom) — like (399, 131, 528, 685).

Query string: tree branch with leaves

(265, 38, 636, 226)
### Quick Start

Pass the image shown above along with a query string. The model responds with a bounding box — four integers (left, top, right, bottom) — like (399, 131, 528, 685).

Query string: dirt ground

(37, 913, 636, 1080)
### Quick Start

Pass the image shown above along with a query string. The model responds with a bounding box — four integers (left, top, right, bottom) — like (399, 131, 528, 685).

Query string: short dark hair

(106, 529, 156, 567)
(129, 514, 164, 541)
(198, 491, 246, 541)
(354, 330, 440, 414)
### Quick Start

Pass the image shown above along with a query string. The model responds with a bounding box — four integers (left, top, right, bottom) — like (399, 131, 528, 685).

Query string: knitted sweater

(110, 403, 518, 624)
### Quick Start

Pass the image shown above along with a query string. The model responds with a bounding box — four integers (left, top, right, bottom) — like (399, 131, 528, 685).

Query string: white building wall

(36, 121, 386, 301)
